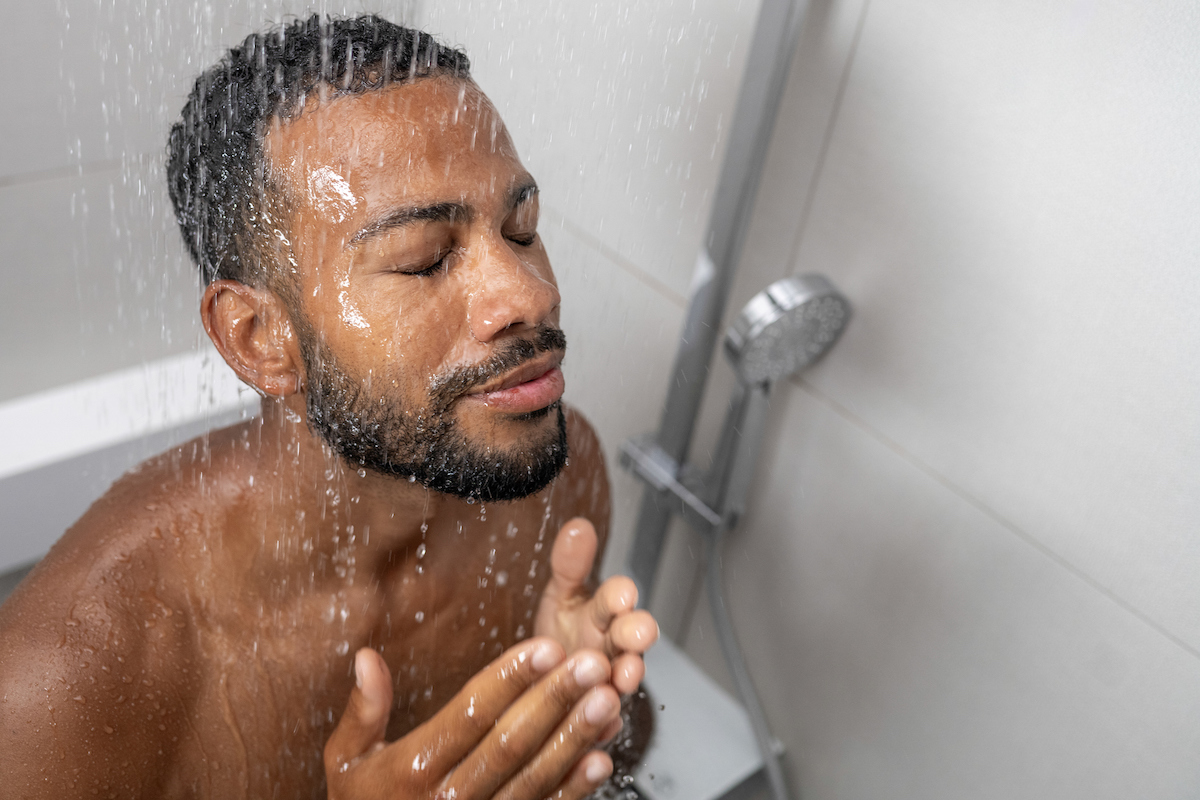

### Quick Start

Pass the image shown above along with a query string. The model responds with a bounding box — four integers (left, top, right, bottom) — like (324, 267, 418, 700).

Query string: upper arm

(0, 577, 186, 797)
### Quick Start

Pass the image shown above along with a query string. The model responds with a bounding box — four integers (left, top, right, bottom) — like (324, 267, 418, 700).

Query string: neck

(238, 397, 455, 580)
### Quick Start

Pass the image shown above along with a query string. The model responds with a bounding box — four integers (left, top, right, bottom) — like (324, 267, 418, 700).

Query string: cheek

(360, 287, 466, 374)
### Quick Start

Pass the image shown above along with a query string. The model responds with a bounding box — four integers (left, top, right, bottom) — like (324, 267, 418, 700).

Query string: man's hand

(534, 518, 659, 695)
(325, 639, 620, 800)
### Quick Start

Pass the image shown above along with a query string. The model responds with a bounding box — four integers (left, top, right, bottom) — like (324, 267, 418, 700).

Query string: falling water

(4, 0, 758, 796)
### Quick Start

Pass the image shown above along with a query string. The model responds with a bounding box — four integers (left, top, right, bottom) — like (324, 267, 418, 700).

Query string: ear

(201, 280, 303, 397)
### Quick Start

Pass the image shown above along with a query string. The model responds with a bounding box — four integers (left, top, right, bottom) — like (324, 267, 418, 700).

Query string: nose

(466, 236, 560, 342)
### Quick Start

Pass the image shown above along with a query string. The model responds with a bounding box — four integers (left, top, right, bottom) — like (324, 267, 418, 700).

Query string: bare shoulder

(0, 425, 251, 796)
(0, 534, 197, 796)
(556, 404, 612, 541)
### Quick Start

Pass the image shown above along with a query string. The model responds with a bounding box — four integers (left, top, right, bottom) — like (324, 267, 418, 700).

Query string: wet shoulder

(0, 517, 201, 796)
(0, 425, 259, 794)
(553, 404, 612, 538)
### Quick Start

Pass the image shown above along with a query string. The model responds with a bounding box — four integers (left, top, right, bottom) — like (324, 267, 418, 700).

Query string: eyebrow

(346, 178, 540, 248)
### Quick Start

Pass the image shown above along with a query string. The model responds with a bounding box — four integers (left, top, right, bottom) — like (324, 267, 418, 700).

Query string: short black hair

(166, 14, 470, 287)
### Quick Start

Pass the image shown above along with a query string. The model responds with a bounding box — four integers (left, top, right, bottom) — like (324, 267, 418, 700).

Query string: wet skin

(0, 77, 658, 799)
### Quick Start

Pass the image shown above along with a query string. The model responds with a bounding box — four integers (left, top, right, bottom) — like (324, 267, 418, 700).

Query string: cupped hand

(325, 639, 621, 800)
(534, 518, 659, 695)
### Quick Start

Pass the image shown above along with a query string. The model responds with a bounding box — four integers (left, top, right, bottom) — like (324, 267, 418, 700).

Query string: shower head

(723, 274, 850, 385)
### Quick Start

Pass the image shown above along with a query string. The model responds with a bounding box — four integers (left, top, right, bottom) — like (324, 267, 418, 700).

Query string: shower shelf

(633, 636, 779, 800)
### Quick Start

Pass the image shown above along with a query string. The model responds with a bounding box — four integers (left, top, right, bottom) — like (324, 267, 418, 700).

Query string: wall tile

(0, 162, 204, 403)
(792, 0, 1200, 649)
(684, 385, 1200, 800)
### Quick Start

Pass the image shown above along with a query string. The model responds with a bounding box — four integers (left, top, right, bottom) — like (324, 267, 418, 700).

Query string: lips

(464, 353, 565, 414)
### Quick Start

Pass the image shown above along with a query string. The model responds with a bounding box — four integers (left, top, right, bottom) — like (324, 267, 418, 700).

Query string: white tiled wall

(5, 0, 1200, 797)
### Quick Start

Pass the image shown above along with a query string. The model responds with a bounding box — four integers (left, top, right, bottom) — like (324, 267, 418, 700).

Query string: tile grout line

(543, 204, 690, 309)
(794, 376, 1200, 663)
(784, 0, 872, 278)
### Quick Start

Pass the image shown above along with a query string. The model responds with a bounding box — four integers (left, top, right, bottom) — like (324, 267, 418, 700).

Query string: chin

(345, 402, 569, 503)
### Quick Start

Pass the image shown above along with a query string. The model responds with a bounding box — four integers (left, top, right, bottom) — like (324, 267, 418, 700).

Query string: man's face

(265, 77, 567, 500)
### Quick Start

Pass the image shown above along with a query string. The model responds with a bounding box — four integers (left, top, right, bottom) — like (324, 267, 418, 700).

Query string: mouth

(464, 351, 565, 414)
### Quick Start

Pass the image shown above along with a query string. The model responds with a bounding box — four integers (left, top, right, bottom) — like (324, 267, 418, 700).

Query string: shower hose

(705, 525, 792, 800)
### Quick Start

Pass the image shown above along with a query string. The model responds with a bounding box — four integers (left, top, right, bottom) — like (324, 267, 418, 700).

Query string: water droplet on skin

(414, 611, 424, 623)
(495, 570, 508, 587)
(416, 543, 426, 559)
(335, 641, 350, 656)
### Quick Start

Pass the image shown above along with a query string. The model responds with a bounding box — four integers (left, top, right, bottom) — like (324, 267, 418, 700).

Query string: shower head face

(724, 274, 850, 385)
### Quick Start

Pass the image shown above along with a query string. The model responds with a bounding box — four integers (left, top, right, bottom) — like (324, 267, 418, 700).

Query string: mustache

(428, 325, 567, 410)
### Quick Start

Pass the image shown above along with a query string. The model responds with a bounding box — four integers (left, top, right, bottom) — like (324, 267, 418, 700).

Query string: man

(0, 15, 658, 799)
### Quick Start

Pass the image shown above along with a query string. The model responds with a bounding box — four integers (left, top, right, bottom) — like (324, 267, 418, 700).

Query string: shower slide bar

(619, 2, 815, 800)
(625, 0, 810, 604)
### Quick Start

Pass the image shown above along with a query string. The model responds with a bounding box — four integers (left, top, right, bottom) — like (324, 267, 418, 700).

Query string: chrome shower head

(723, 274, 850, 385)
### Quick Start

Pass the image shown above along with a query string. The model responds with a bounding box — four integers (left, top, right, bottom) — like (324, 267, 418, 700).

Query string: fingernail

(531, 641, 560, 673)
(586, 756, 613, 784)
(354, 650, 366, 690)
(584, 690, 618, 725)
(572, 655, 605, 687)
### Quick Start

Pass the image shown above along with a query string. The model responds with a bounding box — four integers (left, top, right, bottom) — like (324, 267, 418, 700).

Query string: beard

(297, 324, 569, 502)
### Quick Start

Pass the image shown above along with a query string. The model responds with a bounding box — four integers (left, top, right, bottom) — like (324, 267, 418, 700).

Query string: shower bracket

(619, 435, 729, 536)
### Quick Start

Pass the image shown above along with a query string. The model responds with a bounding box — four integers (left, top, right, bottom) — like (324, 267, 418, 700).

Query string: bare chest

(172, 505, 560, 796)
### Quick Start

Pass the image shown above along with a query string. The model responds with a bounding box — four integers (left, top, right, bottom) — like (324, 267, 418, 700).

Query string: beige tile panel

(791, 0, 1200, 648)
(683, 384, 1200, 800)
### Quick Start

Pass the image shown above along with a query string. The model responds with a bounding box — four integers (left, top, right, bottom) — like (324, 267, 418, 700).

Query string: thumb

(545, 517, 599, 601)
(324, 648, 394, 774)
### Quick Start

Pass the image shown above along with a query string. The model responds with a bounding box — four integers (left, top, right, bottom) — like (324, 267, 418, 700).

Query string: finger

(597, 714, 624, 745)
(546, 518, 598, 601)
(493, 683, 622, 800)
(545, 750, 615, 800)
(607, 609, 659, 656)
(588, 576, 638, 634)
(449, 650, 613, 798)
(418, 637, 565, 779)
(610, 652, 645, 695)
(324, 649, 394, 777)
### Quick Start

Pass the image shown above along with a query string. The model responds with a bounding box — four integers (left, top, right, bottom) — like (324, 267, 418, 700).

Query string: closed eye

(398, 247, 452, 277)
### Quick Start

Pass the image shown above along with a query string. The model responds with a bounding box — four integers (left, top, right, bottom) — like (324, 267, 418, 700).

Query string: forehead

(264, 76, 521, 205)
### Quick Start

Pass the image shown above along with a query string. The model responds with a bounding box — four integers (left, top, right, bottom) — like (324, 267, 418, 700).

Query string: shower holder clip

(619, 435, 728, 535)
